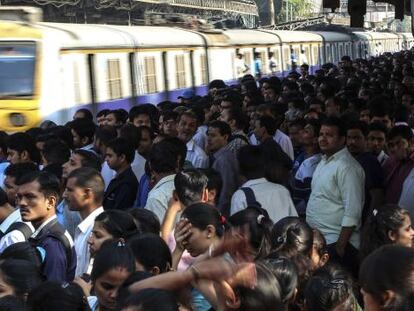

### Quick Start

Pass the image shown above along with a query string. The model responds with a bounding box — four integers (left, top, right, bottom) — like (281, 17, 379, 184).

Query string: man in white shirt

(0, 187, 34, 253)
(307, 117, 364, 276)
(250, 116, 294, 160)
(63, 167, 104, 277)
(177, 111, 209, 169)
(231, 145, 297, 223)
(145, 138, 187, 223)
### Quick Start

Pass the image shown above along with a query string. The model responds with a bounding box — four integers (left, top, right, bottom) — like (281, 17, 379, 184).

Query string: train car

(0, 10, 411, 131)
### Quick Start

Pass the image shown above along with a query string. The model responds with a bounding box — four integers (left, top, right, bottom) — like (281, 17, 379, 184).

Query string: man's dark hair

(107, 109, 126, 125)
(5, 163, 39, 183)
(129, 105, 151, 123)
(227, 107, 247, 130)
(97, 109, 110, 118)
(304, 119, 322, 137)
(106, 138, 135, 164)
(67, 168, 105, 205)
(72, 149, 102, 172)
(42, 140, 71, 165)
(208, 120, 232, 140)
(388, 125, 413, 141)
(174, 169, 208, 207)
(75, 109, 93, 121)
(50, 126, 74, 150)
(95, 126, 118, 147)
(347, 120, 369, 137)
(321, 116, 347, 137)
(368, 122, 388, 136)
(68, 118, 96, 144)
(161, 110, 178, 123)
(238, 145, 265, 180)
(119, 124, 140, 150)
(258, 116, 277, 137)
(16, 171, 60, 202)
(7, 133, 40, 164)
(149, 138, 186, 174)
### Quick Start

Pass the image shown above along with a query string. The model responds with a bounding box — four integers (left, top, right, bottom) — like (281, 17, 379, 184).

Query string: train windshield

(0, 42, 36, 98)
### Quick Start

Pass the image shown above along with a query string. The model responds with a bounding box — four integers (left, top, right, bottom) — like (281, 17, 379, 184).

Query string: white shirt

(307, 148, 365, 249)
(145, 174, 176, 223)
(74, 207, 104, 277)
(0, 162, 9, 190)
(101, 161, 116, 190)
(274, 130, 294, 160)
(0, 209, 34, 253)
(377, 150, 389, 166)
(131, 151, 146, 181)
(230, 178, 297, 223)
(193, 125, 208, 151)
(250, 130, 294, 160)
(295, 154, 322, 182)
(186, 140, 209, 169)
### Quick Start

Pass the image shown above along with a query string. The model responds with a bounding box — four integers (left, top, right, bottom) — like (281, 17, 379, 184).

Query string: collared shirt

(307, 148, 365, 249)
(145, 174, 176, 223)
(186, 140, 209, 169)
(131, 151, 146, 181)
(101, 161, 116, 190)
(103, 166, 139, 211)
(32, 215, 59, 238)
(249, 130, 294, 160)
(56, 200, 82, 238)
(377, 150, 389, 167)
(231, 178, 297, 223)
(227, 130, 249, 154)
(74, 207, 104, 277)
(212, 146, 239, 215)
(0, 209, 34, 253)
(274, 130, 294, 160)
(193, 125, 208, 151)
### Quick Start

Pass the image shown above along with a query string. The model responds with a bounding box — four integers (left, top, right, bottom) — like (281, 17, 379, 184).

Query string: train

(0, 10, 413, 131)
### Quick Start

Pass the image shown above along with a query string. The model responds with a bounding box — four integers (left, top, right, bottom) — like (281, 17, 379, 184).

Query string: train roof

(261, 30, 323, 44)
(311, 31, 353, 42)
(223, 29, 279, 46)
(40, 23, 207, 49)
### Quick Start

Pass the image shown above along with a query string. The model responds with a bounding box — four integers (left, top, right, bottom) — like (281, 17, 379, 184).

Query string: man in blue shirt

(16, 171, 76, 282)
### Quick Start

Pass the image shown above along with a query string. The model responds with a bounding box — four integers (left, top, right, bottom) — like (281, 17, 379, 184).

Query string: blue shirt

(134, 174, 151, 208)
(56, 200, 81, 238)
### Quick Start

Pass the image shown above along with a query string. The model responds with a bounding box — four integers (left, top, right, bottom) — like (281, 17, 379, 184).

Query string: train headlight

(9, 113, 26, 127)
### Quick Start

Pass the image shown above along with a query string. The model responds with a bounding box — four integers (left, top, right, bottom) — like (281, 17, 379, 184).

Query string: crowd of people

(0, 49, 413, 311)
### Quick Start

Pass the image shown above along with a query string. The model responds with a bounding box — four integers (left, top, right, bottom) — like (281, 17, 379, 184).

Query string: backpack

(0, 222, 33, 240)
(29, 219, 74, 269)
(240, 187, 262, 209)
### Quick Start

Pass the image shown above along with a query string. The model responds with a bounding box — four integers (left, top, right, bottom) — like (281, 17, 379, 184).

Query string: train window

(107, 59, 122, 100)
(325, 45, 331, 63)
(339, 45, 343, 59)
(283, 46, 290, 69)
(175, 54, 187, 89)
(259, 51, 267, 74)
(73, 62, 81, 103)
(143, 56, 157, 94)
(244, 51, 252, 72)
(303, 46, 311, 65)
(200, 54, 208, 85)
(331, 45, 336, 62)
(312, 46, 318, 65)
(273, 49, 280, 71)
